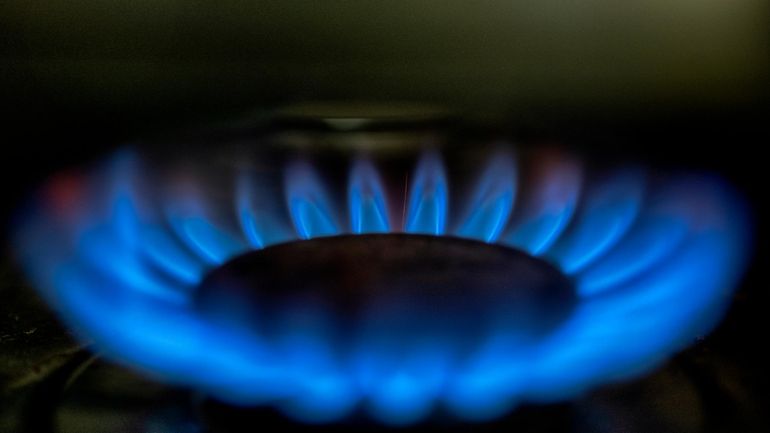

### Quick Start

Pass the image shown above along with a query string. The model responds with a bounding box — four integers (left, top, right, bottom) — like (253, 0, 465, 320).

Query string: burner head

(195, 234, 576, 355)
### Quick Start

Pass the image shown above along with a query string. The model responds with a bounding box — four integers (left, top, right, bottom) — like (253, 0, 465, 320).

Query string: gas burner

(11, 137, 751, 425)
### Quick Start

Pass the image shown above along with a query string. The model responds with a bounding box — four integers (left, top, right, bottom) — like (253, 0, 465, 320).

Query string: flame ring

(14, 147, 750, 425)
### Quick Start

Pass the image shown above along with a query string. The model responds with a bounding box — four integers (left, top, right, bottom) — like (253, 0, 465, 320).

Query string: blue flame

(545, 169, 645, 273)
(12, 148, 751, 425)
(405, 152, 448, 235)
(454, 151, 516, 242)
(355, 346, 450, 425)
(172, 217, 247, 265)
(237, 171, 295, 248)
(502, 155, 582, 255)
(140, 225, 205, 285)
(285, 160, 340, 239)
(576, 212, 688, 297)
(349, 158, 390, 234)
(164, 179, 248, 266)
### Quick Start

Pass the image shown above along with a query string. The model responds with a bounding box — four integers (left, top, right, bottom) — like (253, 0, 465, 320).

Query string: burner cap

(195, 234, 576, 355)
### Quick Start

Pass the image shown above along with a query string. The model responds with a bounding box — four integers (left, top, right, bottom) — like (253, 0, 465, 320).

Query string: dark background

(1, 1, 768, 431)
(1, 1, 768, 219)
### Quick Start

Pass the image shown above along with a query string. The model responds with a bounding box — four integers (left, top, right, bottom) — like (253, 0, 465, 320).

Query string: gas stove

(2, 111, 766, 431)
(2, 2, 769, 432)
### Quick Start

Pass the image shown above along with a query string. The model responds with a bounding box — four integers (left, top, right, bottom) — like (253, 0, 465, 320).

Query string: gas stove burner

(197, 235, 576, 372)
(11, 140, 751, 425)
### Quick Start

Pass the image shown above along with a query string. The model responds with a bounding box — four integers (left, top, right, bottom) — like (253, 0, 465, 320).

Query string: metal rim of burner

(195, 234, 577, 356)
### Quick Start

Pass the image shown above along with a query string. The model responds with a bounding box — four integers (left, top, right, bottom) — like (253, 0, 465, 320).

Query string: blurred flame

(11, 146, 751, 425)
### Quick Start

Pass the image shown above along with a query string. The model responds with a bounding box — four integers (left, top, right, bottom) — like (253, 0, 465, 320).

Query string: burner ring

(12, 144, 751, 425)
(195, 234, 576, 355)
